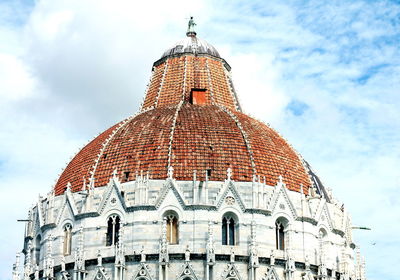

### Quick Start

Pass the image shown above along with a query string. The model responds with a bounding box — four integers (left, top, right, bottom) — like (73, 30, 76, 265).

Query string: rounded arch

(62, 223, 73, 256)
(60, 219, 74, 231)
(318, 227, 328, 239)
(105, 209, 125, 224)
(272, 211, 292, 227)
(162, 210, 179, 245)
(219, 207, 241, 222)
(106, 213, 121, 246)
(221, 211, 239, 246)
(159, 205, 183, 220)
(274, 216, 289, 251)
(275, 216, 290, 228)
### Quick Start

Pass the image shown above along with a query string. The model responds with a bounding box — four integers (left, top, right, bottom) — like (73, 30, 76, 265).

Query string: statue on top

(187, 16, 197, 36)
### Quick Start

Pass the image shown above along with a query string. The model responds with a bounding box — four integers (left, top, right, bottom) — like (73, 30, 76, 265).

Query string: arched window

(222, 214, 237, 245)
(165, 212, 179, 244)
(318, 228, 328, 256)
(275, 219, 288, 250)
(35, 235, 41, 265)
(106, 215, 120, 246)
(63, 224, 72, 256)
(319, 228, 327, 239)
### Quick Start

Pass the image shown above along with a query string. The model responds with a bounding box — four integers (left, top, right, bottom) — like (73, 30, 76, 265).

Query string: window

(275, 220, 285, 250)
(190, 88, 207, 105)
(222, 214, 237, 245)
(35, 235, 41, 265)
(106, 215, 120, 246)
(319, 228, 327, 239)
(123, 171, 130, 182)
(63, 224, 72, 256)
(165, 213, 179, 244)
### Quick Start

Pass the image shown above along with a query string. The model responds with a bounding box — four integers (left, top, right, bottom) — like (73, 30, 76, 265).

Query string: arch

(63, 223, 72, 256)
(35, 235, 41, 265)
(163, 210, 179, 244)
(222, 212, 239, 246)
(275, 217, 288, 251)
(318, 227, 328, 239)
(106, 214, 120, 246)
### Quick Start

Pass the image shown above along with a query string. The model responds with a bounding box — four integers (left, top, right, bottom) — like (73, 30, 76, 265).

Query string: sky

(0, 0, 399, 279)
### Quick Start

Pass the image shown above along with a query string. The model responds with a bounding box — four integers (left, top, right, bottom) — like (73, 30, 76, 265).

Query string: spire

(186, 16, 197, 37)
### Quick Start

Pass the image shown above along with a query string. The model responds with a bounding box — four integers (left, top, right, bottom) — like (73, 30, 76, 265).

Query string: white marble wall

(16, 173, 365, 280)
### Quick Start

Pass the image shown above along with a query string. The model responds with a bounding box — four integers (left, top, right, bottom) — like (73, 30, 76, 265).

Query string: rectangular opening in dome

(124, 171, 130, 182)
(190, 88, 207, 105)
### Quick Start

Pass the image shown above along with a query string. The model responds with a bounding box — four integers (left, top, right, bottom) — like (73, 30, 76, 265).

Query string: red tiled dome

(54, 32, 313, 196)
(54, 104, 312, 195)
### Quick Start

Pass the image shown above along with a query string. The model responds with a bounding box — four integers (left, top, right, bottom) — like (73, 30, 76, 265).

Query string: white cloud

(0, 1, 399, 280)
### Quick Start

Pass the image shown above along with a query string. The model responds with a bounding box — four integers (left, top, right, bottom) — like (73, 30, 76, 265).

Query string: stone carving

(230, 247, 235, 263)
(249, 221, 259, 268)
(227, 168, 232, 180)
(206, 221, 215, 265)
(270, 250, 275, 266)
(185, 245, 190, 262)
(23, 241, 32, 280)
(285, 250, 295, 280)
(159, 217, 169, 264)
(140, 246, 146, 263)
(97, 250, 102, 267)
(12, 253, 20, 280)
(167, 166, 174, 180)
(225, 196, 235, 205)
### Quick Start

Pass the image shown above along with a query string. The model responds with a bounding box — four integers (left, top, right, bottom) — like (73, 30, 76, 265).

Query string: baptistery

(13, 20, 366, 280)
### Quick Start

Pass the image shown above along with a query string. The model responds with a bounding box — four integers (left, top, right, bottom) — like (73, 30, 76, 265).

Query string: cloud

(0, 1, 399, 280)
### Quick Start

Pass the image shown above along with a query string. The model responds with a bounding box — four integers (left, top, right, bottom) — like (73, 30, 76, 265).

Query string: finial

(185, 245, 190, 262)
(97, 250, 102, 266)
(140, 246, 146, 263)
(167, 166, 174, 179)
(186, 16, 197, 37)
(112, 168, 118, 178)
(226, 168, 232, 180)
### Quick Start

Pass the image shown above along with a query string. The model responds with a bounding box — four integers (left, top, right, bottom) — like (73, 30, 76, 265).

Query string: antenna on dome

(186, 16, 197, 37)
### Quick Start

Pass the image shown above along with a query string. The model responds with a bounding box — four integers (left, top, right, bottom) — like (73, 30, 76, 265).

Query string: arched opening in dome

(63, 224, 72, 256)
(106, 215, 120, 246)
(275, 217, 288, 251)
(34, 235, 41, 265)
(164, 211, 179, 244)
(222, 212, 238, 246)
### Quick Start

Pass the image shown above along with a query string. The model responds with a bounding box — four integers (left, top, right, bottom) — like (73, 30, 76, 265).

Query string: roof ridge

(167, 56, 187, 172)
(87, 108, 154, 188)
(216, 105, 257, 177)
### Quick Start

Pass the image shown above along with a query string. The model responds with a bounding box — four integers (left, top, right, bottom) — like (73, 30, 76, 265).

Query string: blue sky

(0, 1, 399, 279)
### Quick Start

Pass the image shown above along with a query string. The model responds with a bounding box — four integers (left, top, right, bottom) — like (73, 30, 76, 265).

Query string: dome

(54, 23, 316, 197)
(54, 104, 312, 195)
(16, 19, 365, 280)
(161, 36, 220, 59)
